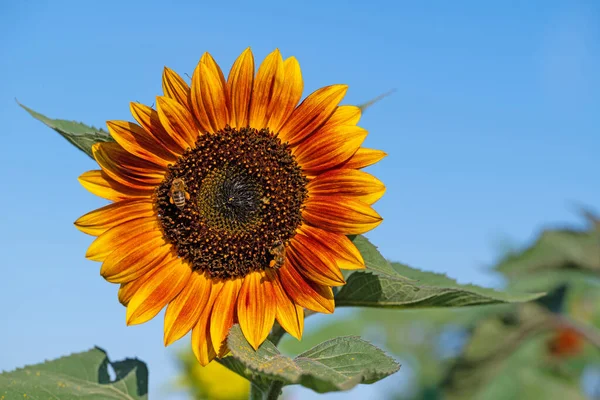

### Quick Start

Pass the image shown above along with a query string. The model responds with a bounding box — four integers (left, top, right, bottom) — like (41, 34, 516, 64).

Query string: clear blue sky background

(1, 0, 598, 398)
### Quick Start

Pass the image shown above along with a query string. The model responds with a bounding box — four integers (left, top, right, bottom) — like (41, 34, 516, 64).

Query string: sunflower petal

(272, 276, 304, 340)
(198, 62, 230, 132)
(192, 306, 217, 366)
(249, 49, 284, 129)
(210, 277, 243, 357)
(100, 236, 170, 283)
(307, 169, 386, 205)
(298, 224, 365, 270)
(75, 199, 154, 236)
(106, 120, 174, 166)
(322, 105, 361, 128)
(192, 279, 225, 366)
(341, 148, 387, 170)
(164, 271, 212, 346)
(266, 56, 303, 133)
(292, 125, 367, 175)
(227, 48, 254, 129)
(237, 271, 276, 350)
(278, 259, 334, 314)
(288, 235, 345, 286)
(118, 270, 155, 306)
(130, 102, 187, 154)
(162, 67, 192, 111)
(279, 84, 348, 145)
(92, 143, 164, 189)
(85, 216, 160, 261)
(156, 96, 199, 149)
(303, 196, 382, 235)
(78, 170, 153, 201)
(126, 256, 191, 326)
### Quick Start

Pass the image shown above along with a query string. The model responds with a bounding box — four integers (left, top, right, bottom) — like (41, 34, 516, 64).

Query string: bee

(268, 241, 286, 269)
(169, 178, 190, 210)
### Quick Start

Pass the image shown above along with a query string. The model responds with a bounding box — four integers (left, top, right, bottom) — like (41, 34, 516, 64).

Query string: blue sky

(1, 0, 598, 398)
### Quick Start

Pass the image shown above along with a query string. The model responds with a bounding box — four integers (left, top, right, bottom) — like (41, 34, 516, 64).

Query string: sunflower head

(75, 48, 386, 365)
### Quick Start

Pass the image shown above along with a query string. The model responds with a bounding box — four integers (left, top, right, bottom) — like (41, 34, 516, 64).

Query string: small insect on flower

(268, 241, 286, 269)
(169, 178, 190, 210)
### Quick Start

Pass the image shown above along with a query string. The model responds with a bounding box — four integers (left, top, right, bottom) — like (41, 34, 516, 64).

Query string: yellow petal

(191, 279, 225, 366)
(227, 48, 254, 129)
(126, 256, 192, 325)
(130, 102, 188, 154)
(156, 96, 199, 149)
(100, 235, 170, 283)
(279, 84, 348, 145)
(248, 49, 284, 129)
(272, 276, 304, 340)
(162, 67, 192, 111)
(106, 120, 174, 166)
(302, 196, 382, 235)
(237, 271, 276, 350)
(288, 235, 345, 286)
(85, 216, 160, 261)
(75, 199, 154, 236)
(278, 259, 334, 314)
(78, 170, 153, 201)
(298, 224, 365, 271)
(210, 277, 242, 357)
(266, 56, 303, 133)
(164, 271, 212, 346)
(341, 148, 387, 170)
(307, 169, 386, 205)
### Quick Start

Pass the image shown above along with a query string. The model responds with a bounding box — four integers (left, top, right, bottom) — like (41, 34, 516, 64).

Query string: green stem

(249, 383, 267, 400)
(266, 381, 285, 400)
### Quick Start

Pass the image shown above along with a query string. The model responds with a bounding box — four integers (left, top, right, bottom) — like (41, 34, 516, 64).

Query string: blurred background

(1, 0, 599, 398)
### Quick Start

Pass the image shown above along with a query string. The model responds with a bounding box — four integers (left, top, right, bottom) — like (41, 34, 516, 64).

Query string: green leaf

(225, 325, 399, 394)
(335, 263, 544, 308)
(19, 101, 113, 159)
(0, 347, 148, 399)
(349, 235, 410, 278)
(496, 227, 600, 278)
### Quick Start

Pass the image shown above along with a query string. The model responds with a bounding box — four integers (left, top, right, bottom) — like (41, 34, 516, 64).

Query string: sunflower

(75, 48, 386, 365)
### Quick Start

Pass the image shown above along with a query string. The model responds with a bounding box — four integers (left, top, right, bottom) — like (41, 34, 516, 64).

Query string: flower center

(155, 126, 308, 279)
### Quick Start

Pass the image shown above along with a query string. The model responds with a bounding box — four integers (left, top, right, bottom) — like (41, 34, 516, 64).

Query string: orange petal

(92, 142, 164, 188)
(279, 84, 348, 145)
(100, 235, 170, 283)
(130, 102, 187, 155)
(341, 148, 387, 170)
(237, 271, 276, 350)
(272, 276, 304, 340)
(118, 269, 155, 306)
(298, 224, 365, 271)
(164, 271, 212, 346)
(278, 259, 334, 314)
(303, 196, 382, 235)
(126, 256, 192, 325)
(288, 235, 345, 286)
(292, 125, 367, 175)
(162, 67, 192, 111)
(227, 48, 254, 129)
(156, 96, 199, 149)
(106, 120, 174, 166)
(192, 279, 225, 366)
(75, 199, 154, 236)
(307, 169, 386, 205)
(249, 49, 284, 129)
(85, 216, 160, 261)
(210, 277, 243, 357)
(266, 56, 303, 133)
(78, 170, 153, 201)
